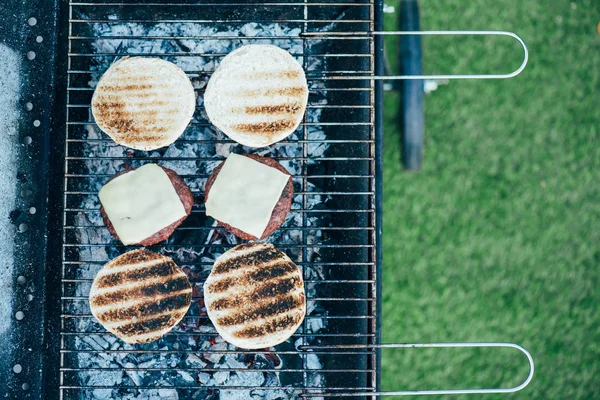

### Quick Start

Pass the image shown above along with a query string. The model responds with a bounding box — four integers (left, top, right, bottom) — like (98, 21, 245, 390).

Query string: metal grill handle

(306, 30, 529, 80)
(299, 342, 534, 397)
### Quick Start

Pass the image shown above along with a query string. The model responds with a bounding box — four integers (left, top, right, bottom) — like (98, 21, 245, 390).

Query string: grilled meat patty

(100, 166, 194, 246)
(204, 154, 293, 240)
(203, 44, 308, 148)
(89, 250, 192, 344)
(204, 243, 306, 349)
(91, 57, 196, 150)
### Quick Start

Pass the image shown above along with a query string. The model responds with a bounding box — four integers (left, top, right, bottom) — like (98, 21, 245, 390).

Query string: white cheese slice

(205, 153, 290, 238)
(99, 164, 187, 245)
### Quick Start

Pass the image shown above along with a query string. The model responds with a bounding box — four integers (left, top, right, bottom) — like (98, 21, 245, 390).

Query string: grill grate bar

(68, 52, 371, 57)
(61, 367, 376, 373)
(69, 35, 375, 40)
(66, 104, 374, 109)
(63, 226, 376, 231)
(60, 385, 376, 391)
(64, 208, 375, 213)
(60, 314, 376, 320)
(60, 279, 375, 286)
(61, 350, 377, 355)
(62, 243, 376, 248)
(70, 19, 372, 23)
(71, 2, 372, 6)
(62, 261, 375, 266)
(64, 173, 373, 178)
(60, 332, 376, 337)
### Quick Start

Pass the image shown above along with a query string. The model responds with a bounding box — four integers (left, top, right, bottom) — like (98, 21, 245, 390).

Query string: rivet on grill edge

(24, 136, 32, 145)
(25, 102, 33, 111)
(36, 36, 43, 43)
(13, 364, 22, 374)
(17, 276, 26, 285)
(27, 17, 37, 26)
(27, 51, 35, 60)
(29, 207, 36, 214)
(33, 120, 40, 127)
(18, 223, 28, 233)
(26, 294, 33, 302)
(15, 311, 24, 320)
(22, 383, 29, 390)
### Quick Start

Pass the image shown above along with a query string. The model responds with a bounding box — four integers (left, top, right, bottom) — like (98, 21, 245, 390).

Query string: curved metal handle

(298, 342, 534, 397)
(306, 30, 529, 80)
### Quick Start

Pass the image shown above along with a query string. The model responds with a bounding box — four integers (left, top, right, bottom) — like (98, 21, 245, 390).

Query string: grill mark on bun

(237, 87, 307, 98)
(113, 312, 184, 339)
(233, 312, 303, 339)
(96, 261, 177, 289)
(105, 249, 163, 267)
(212, 246, 283, 275)
(95, 290, 191, 324)
(242, 103, 302, 115)
(208, 260, 299, 295)
(209, 276, 301, 311)
(94, 102, 174, 135)
(91, 276, 191, 308)
(99, 83, 171, 91)
(215, 294, 304, 327)
(243, 70, 301, 80)
(233, 119, 297, 135)
(95, 105, 182, 117)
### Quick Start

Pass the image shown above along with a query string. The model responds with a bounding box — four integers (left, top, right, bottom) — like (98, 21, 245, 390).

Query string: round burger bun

(204, 44, 309, 148)
(91, 57, 196, 151)
(203, 243, 306, 349)
(89, 250, 192, 344)
(204, 154, 293, 240)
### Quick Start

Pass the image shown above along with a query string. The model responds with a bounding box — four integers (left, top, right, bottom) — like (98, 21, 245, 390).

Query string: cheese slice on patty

(205, 153, 290, 238)
(99, 164, 187, 245)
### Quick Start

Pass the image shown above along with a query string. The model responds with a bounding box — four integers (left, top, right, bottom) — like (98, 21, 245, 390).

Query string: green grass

(380, 1, 600, 399)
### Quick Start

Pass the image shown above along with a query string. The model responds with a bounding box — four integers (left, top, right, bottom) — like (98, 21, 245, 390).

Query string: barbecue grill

(1, 0, 532, 398)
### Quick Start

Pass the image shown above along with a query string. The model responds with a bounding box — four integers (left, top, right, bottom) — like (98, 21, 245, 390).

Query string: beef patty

(100, 166, 194, 246)
(204, 154, 294, 240)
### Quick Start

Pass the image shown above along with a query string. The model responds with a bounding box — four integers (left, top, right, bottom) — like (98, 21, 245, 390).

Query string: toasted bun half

(204, 243, 306, 349)
(91, 57, 196, 150)
(89, 250, 192, 344)
(204, 44, 308, 148)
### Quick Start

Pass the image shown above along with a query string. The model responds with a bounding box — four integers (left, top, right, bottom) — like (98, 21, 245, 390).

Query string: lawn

(380, 1, 600, 399)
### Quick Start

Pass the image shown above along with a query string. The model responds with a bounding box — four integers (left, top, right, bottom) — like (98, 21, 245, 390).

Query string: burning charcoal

(186, 354, 207, 368)
(306, 318, 325, 334)
(124, 369, 143, 387)
(213, 370, 229, 385)
(235, 371, 265, 387)
(178, 371, 195, 383)
(85, 370, 122, 387)
(225, 355, 247, 369)
(157, 389, 179, 399)
(81, 334, 110, 351)
(202, 339, 228, 363)
(91, 389, 113, 399)
(196, 372, 211, 385)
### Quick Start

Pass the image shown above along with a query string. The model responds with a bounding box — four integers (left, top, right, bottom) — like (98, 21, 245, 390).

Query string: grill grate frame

(59, 1, 380, 399)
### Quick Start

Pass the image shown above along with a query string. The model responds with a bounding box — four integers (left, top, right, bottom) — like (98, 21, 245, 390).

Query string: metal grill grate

(60, 1, 378, 399)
